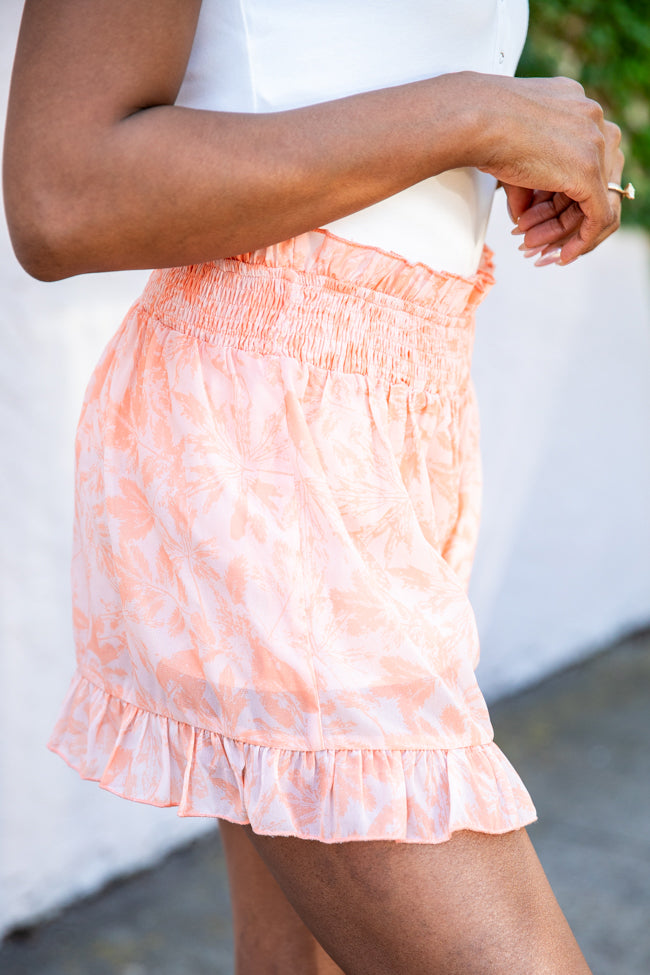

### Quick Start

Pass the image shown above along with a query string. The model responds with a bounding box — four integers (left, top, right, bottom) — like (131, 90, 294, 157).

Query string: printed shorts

(48, 229, 537, 842)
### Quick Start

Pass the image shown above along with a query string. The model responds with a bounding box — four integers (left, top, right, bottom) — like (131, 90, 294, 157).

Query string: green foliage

(518, 0, 650, 231)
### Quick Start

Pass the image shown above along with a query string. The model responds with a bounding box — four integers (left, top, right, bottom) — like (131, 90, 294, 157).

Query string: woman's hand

(468, 74, 624, 266)
(504, 124, 622, 266)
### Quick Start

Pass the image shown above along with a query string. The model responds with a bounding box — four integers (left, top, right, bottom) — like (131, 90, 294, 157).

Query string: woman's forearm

(3, 0, 623, 281)
(5, 73, 483, 281)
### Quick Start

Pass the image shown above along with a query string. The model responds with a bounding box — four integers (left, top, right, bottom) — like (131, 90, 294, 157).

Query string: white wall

(0, 258, 214, 939)
(2, 0, 649, 939)
(471, 207, 650, 699)
(0, 2, 212, 941)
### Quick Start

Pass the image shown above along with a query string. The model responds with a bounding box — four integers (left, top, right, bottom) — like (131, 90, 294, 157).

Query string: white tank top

(176, 0, 529, 276)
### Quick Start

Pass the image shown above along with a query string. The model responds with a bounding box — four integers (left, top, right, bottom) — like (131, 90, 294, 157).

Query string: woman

(4, 1, 627, 972)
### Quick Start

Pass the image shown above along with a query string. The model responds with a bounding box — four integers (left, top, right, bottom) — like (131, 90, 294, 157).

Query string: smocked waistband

(140, 230, 495, 390)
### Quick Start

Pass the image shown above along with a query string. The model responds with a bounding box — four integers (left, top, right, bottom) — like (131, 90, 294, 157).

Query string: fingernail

(520, 245, 545, 258)
(534, 249, 562, 267)
(511, 225, 525, 236)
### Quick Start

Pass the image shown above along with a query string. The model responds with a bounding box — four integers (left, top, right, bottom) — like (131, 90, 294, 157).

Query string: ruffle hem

(48, 672, 537, 843)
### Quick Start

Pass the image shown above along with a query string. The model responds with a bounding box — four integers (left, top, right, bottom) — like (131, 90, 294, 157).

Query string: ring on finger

(607, 181, 635, 200)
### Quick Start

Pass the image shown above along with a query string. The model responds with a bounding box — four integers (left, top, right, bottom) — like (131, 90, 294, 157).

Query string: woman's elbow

(7, 235, 69, 283)
(3, 167, 88, 281)
(4, 208, 79, 282)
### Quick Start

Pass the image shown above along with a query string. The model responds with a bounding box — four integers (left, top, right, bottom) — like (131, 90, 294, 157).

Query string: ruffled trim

(232, 228, 496, 318)
(48, 672, 536, 843)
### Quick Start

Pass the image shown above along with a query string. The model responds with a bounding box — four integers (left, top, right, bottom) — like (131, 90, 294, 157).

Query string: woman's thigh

(242, 825, 592, 975)
(219, 818, 344, 975)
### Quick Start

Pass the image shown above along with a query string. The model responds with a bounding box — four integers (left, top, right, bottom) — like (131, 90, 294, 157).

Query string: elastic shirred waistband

(140, 229, 495, 391)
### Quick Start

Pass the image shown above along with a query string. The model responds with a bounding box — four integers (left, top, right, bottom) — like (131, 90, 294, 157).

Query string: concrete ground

(2, 628, 649, 975)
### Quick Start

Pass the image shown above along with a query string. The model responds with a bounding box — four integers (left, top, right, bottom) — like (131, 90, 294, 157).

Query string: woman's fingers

(557, 123, 623, 264)
(516, 195, 583, 250)
(523, 231, 580, 267)
(516, 192, 573, 233)
(506, 190, 582, 264)
(520, 186, 614, 267)
(556, 188, 613, 264)
(504, 119, 625, 267)
(501, 184, 535, 223)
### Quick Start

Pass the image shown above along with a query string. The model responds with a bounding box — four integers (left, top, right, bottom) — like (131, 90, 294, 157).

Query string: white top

(176, 0, 529, 276)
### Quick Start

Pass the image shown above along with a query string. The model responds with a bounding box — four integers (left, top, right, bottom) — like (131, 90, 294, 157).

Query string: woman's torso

(175, 0, 529, 276)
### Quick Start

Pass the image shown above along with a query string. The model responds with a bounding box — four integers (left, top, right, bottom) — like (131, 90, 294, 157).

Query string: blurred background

(1, 1, 649, 972)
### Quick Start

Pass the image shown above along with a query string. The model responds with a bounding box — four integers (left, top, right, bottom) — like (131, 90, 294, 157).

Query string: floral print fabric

(48, 229, 537, 842)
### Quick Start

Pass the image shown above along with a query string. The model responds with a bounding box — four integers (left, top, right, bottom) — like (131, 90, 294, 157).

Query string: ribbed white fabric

(176, 0, 529, 275)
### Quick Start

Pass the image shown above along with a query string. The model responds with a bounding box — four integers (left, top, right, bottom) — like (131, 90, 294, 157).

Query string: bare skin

(219, 818, 344, 975)
(4, 0, 622, 281)
(4, 2, 619, 971)
(220, 819, 592, 975)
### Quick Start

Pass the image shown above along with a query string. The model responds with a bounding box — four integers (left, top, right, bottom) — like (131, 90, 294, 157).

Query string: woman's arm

(3, 0, 622, 281)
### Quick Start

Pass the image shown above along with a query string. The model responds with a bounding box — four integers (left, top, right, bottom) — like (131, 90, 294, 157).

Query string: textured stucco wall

(2, 0, 649, 939)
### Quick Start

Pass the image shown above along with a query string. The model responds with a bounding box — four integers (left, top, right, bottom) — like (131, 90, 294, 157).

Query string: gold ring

(607, 181, 636, 200)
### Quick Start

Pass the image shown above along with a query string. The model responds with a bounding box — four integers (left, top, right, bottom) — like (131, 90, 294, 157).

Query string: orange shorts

(48, 229, 536, 842)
